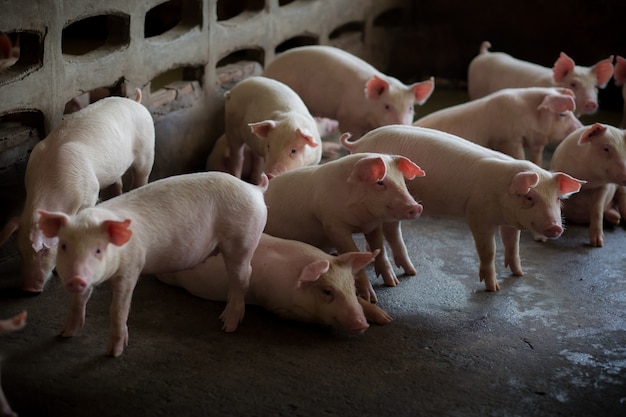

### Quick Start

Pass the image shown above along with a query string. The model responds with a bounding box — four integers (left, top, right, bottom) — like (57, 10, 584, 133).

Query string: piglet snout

(403, 203, 423, 220)
(542, 224, 564, 239)
(583, 100, 598, 114)
(65, 276, 88, 293)
(348, 321, 370, 335)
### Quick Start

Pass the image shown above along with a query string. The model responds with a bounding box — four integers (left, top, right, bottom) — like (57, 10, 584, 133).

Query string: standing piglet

(262, 45, 435, 138)
(224, 76, 322, 183)
(0, 90, 155, 293)
(0, 311, 26, 417)
(414, 87, 583, 165)
(263, 152, 425, 302)
(157, 234, 392, 334)
(468, 41, 614, 117)
(551, 123, 626, 247)
(613, 56, 626, 129)
(342, 126, 584, 292)
(37, 172, 268, 357)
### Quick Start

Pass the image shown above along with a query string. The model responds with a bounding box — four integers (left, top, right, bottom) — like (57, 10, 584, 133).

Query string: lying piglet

(224, 76, 322, 184)
(551, 123, 626, 246)
(468, 41, 614, 117)
(614, 56, 626, 129)
(0, 311, 26, 417)
(37, 172, 268, 357)
(262, 45, 435, 138)
(263, 152, 425, 302)
(341, 125, 584, 291)
(414, 87, 583, 166)
(0, 90, 155, 293)
(157, 234, 391, 334)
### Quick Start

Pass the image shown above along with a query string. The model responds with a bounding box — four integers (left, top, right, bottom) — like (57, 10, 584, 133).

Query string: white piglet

(551, 123, 626, 247)
(468, 41, 614, 117)
(0, 90, 155, 293)
(157, 234, 392, 334)
(224, 76, 322, 183)
(263, 152, 425, 302)
(342, 126, 585, 292)
(263, 45, 435, 138)
(37, 172, 268, 357)
(414, 87, 583, 165)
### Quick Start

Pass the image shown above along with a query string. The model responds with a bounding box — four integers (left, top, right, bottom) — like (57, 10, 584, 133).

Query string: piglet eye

(60, 243, 66, 251)
(384, 104, 391, 111)
(377, 180, 384, 186)
(291, 148, 297, 154)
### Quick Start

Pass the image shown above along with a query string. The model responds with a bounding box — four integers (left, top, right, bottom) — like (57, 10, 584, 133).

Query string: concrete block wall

(0, 0, 411, 234)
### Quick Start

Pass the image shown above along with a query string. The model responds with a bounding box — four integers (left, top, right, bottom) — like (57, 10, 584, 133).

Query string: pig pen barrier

(0, 0, 411, 264)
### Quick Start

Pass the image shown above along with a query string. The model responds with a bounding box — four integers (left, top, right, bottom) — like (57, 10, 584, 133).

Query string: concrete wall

(0, 0, 410, 233)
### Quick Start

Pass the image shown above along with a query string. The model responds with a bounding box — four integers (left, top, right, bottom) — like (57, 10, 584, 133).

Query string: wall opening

(217, 0, 264, 21)
(274, 36, 317, 54)
(216, 49, 264, 92)
(62, 14, 130, 57)
(145, 0, 203, 38)
(0, 31, 43, 83)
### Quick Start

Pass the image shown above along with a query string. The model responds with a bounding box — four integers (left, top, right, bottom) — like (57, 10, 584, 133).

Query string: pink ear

(554, 172, 585, 198)
(298, 259, 330, 287)
(37, 210, 69, 238)
(410, 77, 435, 105)
(614, 56, 626, 85)
(394, 156, 425, 179)
(539, 93, 576, 113)
(296, 128, 319, 147)
(578, 123, 607, 144)
(365, 75, 389, 99)
(349, 156, 387, 183)
(249, 120, 277, 138)
(337, 249, 380, 275)
(509, 172, 539, 195)
(104, 219, 132, 246)
(552, 52, 575, 83)
(592, 56, 614, 88)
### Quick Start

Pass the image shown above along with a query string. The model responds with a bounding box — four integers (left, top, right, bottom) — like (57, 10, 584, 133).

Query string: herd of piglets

(1, 42, 625, 411)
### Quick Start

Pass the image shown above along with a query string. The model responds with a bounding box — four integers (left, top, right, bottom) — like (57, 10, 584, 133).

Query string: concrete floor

(2, 91, 626, 417)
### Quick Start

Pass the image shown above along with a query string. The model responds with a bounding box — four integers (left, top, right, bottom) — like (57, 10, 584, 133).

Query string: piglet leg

(383, 221, 417, 276)
(61, 286, 94, 337)
(106, 276, 138, 357)
(365, 226, 399, 288)
(358, 297, 392, 325)
(471, 224, 500, 291)
(220, 244, 255, 332)
(500, 225, 523, 276)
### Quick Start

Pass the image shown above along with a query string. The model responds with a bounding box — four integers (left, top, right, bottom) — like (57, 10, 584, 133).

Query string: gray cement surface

(1, 213, 626, 417)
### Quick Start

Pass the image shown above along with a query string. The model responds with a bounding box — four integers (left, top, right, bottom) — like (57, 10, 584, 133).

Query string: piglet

(224, 76, 322, 183)
(341, 125, 585, 291)
(263, 152, 425, 302)
(613, 56, 626, 129)
(551, 123, 626, 247)
(468, 41, 614, 117)
(0, 90, 155, 293)
(262, 45, 435, 138)
(37, 172, 268, 357)
(0, 311, 26, 417)
(157, 234, 392, 334)
(414, 87, 583, 166)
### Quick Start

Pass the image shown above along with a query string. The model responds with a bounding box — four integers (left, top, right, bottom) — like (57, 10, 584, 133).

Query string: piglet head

(38, 210, 132, 294)
(365, 75, 434, 127)
(578, 123, 626, 185)
(348, 154, 424, 221)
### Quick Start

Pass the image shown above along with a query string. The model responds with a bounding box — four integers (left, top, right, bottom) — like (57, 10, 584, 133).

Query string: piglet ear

(552, 52, 575, 83)
(103, 219, 132, 246)
(614, 56, 626, 85)
(554, 172, 586, 199)
(578, 123, 607, 144)
(296, 127, 319, 147)
(592, 56, 614, 88)
(409, 76, 435, 105)
(365, 75, 389, 99)
(538, 93, 576, 113)
(337, 249, 380, 275)
(394, 156, 425, 180)
(37, 210, 69, 238)
(297, 260, 330, 288)
(509, 172, 539, 195)
(249, 120, 277, 138)
(348, 156, 387, 183)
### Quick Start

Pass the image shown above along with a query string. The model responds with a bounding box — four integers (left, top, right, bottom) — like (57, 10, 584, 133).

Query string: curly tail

(479, 41, 492, 54)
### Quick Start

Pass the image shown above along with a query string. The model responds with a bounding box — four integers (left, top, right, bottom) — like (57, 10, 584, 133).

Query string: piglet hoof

(356, 281, 378, 304)
(61, 317, 84, 337)
(220, 300, 245, 332)
(358, 298, 392, 325)
(106, 328, 129, 357)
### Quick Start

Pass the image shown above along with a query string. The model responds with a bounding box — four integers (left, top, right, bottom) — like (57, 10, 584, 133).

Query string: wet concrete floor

(1, 90, 625, 417)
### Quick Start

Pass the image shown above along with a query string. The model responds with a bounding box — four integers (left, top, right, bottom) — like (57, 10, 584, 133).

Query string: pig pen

(1, 1, 626, 416)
